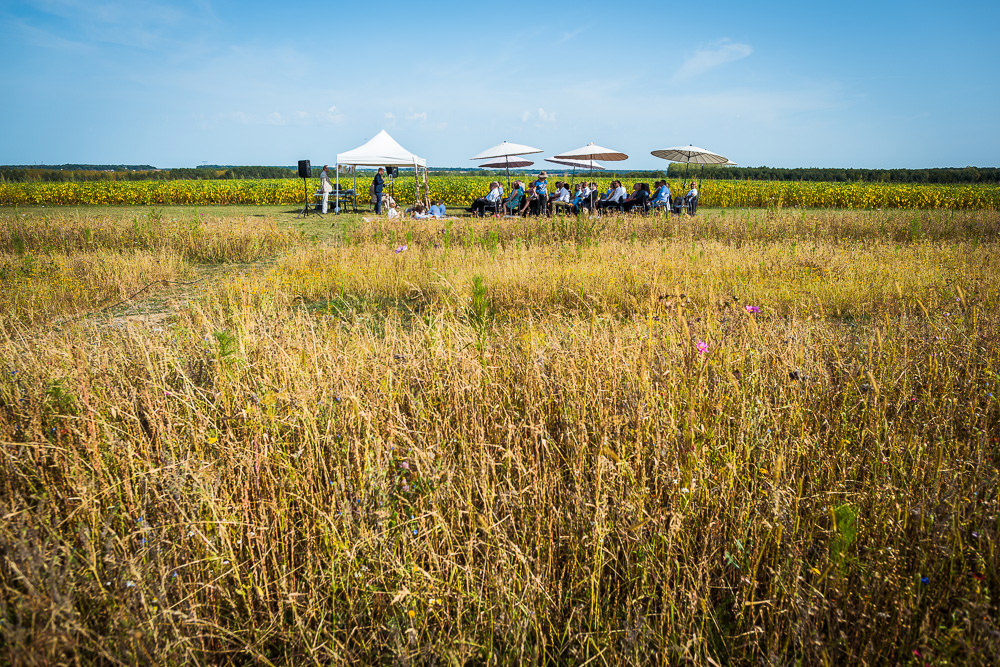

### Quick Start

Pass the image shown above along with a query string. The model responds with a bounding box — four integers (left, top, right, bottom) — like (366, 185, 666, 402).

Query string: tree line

(0, 165, 300, 183)
(657, 165, 1000, 183)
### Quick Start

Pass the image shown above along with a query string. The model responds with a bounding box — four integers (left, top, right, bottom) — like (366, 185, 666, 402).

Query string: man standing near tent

(319, 165, 333, 214)
(372, 167, 386, 214)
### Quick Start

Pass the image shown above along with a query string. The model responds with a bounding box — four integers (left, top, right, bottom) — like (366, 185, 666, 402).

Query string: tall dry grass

(0, 210, 301, 328)
(0, 207, 998, 664)
(0, 209, 298, 262)
(0, 249, 192, 328)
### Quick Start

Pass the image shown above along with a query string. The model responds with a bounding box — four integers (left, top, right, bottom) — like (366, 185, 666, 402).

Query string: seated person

(650, 180, 672, 209)
(595, 180, 627, 211)
(504, 181, 525, 215)
(595, 182, 614, 206)
(622, 183, 650, 212)
(469, 181, 503, 217)
(545, 180, 563, 204)
(683, 181, 699, 215)
(570, 183, 586, 213)
(580, 181, 598, 210)
(548, 181, 572, 214)
(671, 194, 686, 215)
(429, 201, 447, 218)
(517, 183, 538, 216)
(408, 202, 440, 219)
(408, 203, 429, 218)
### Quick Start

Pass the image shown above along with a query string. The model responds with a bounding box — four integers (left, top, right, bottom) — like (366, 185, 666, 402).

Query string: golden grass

(0, 206, 998, 664)
(0, 208, 299, 262)
(0, 249, 192, 327)
(0, 210, 301, 328)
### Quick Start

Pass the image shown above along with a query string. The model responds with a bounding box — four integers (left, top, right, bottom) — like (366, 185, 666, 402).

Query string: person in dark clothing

(373, 167, 386, 214)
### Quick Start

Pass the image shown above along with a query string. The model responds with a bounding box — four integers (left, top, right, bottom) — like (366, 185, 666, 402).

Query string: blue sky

(2, 0, 998, 169)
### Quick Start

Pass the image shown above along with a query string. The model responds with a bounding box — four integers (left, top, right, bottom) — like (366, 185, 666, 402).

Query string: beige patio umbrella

(478, 156, 535, 193)
(554, 142, 629, 162)
(471, 141, 543, 160)
(552, 142, 627, 194)
(651, 145, 729, 180)
(545, 158, 606, 188)
(471, 141, 543, 190)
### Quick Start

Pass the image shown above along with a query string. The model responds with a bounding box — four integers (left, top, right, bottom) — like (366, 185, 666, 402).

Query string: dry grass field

(1, 205, 998, 664)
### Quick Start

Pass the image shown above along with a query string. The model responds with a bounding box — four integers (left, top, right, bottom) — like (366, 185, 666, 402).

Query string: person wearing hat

(529, 171, 548, 215)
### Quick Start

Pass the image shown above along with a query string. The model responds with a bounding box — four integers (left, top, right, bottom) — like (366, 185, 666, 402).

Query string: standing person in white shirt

(319, 165, 333, 214)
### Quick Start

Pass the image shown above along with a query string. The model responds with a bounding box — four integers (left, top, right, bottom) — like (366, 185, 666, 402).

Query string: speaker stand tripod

(296, 177, 322, 218)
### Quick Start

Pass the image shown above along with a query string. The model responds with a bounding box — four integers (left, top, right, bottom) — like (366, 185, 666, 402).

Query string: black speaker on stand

(385, 165, 399, 203)
(296, 160, 321, 218)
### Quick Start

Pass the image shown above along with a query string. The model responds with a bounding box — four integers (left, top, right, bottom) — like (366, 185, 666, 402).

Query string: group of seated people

(468, 173, 700, 217)
(385, 200, 449, 219)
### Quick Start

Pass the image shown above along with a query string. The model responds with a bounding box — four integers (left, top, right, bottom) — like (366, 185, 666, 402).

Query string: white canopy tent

(335, 130, 427, 212)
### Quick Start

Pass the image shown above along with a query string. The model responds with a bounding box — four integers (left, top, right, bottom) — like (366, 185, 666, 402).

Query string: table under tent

(335, 130, 429, 213)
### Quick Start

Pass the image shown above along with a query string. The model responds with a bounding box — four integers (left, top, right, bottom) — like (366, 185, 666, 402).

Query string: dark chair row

(471, 192, 697, 218)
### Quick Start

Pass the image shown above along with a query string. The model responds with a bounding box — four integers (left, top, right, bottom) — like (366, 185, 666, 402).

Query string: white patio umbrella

(651, 145, 729, 180)
(479, 156, 534, 195)
(471, 141, 543, 161)
(553, 142, 629, 162)
(552, 142, 627, 194)
(545, 158, 606, 188)
(471, 141, 543, 190)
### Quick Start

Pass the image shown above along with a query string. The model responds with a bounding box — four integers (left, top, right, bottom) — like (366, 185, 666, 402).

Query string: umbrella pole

(589, 161, 595, 212)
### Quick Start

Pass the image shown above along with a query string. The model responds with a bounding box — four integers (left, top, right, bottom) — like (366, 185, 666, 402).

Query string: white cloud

(216, 107, 345, 127)
(521, 108, 556, 123)
(673, 40, 753, 81)
(406, 111, 427, 121)
(320, 109, 345, 124)
(384, 112, 394, 119)
(328, 105, 338, 113)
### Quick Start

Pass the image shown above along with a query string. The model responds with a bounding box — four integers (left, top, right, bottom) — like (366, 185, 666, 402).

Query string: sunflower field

(1, 176, 998, 209)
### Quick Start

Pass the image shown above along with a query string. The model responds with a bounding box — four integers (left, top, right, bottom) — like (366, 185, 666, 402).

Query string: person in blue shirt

(651, 180, 672, 210)
(429, 201, 447, 217)
(571, 183, 587, 214)
(529, 172, 548, 215)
